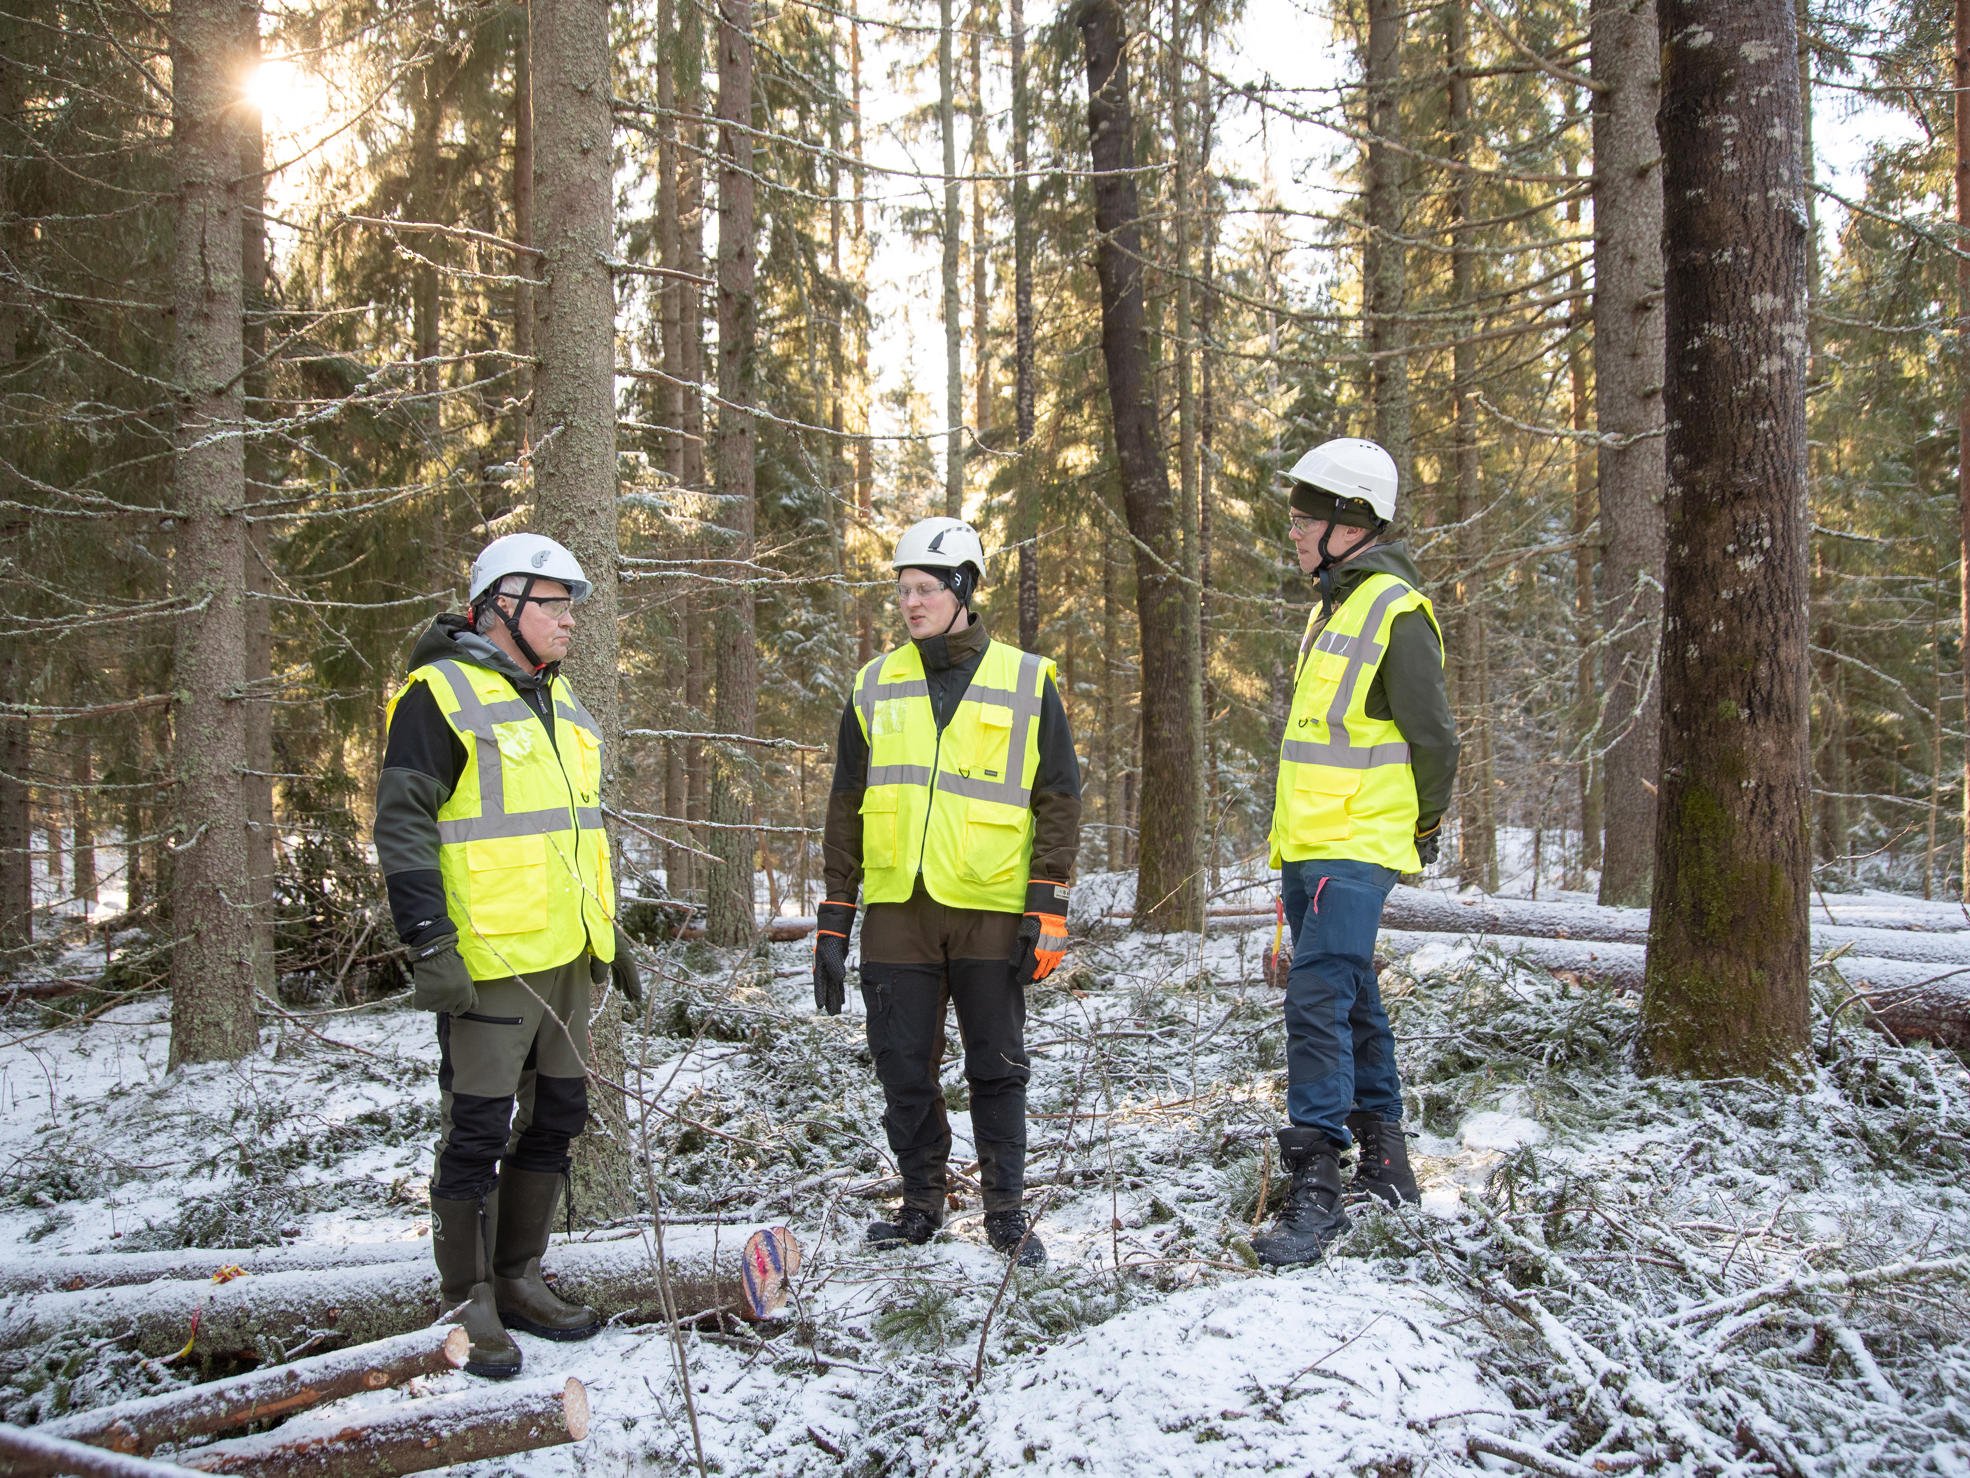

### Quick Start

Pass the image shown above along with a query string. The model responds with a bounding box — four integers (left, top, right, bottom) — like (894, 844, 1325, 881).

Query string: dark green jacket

(1314, 541, 1460, 833)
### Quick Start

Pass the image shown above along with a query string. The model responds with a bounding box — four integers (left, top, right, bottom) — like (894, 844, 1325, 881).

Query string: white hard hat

(1285, 438, 1398, 524)
(892, 516, 987, 585)
(468, 532, 593, 605)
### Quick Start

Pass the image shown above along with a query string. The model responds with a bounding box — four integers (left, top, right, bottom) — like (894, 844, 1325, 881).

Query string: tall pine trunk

(1957, 0, 1970, 898)
(529, 0, 632, 1217)
(513, 14, 535, 444)
(0, 27, 28, 956)
(1012, 0, 1039, 651)
(939, 0, 964, 517)
(1078, 0, 1202, 932)
(1364, 0, 1410, 472)
(240, 1, 277, 996)
(1641, 0, 1811, 1079)
(1447, 1, 1495, 892)
(1590, 0, 1667, 906)
(168, 0, 258, 1066)
(706, 0, 759, 947)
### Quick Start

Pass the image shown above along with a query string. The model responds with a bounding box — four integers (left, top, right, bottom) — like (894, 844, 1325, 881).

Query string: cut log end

(562, 1377, 590, 1442)
(440, 1326, 469, 1370)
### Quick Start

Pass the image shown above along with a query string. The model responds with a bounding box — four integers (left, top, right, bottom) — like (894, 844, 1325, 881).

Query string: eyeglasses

(518, 595, 574, 617)
(1288, 514, 1320, 534)
(895, 579, 949, 605)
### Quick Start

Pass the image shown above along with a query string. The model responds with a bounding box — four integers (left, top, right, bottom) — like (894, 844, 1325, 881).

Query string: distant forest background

(1, 0, 1962, 1047)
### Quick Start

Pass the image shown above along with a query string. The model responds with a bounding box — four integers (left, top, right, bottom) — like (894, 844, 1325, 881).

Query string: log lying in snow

(0, 1242, 460, 1299)
(0, 1226, 754, 1371)
(177, 1375, 587, 1476)
(0, 1424, 207, 1477)
(36, 1327, 467, 1456)
(1373, 929, 1970, 1051)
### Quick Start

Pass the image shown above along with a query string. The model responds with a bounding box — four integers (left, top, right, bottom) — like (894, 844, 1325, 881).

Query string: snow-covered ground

(4, 871, 1970, 1474)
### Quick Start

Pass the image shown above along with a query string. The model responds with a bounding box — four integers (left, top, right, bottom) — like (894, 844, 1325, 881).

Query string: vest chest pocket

(961, 799, 1028, 887)
(965, 705, 1014, 781)
(1289, 767, 1359, 846)
(465, 834, 549, 935)
(860, 788, 900, 869)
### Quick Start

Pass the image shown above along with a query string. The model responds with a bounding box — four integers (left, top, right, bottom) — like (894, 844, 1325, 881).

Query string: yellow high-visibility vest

(852, 639, 1053, 912)
(1270, 572, 1442, 872)
(387, 659, 616, 980)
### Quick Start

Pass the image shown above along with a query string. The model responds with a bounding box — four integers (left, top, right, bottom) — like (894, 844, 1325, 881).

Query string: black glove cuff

(415, 936, 460, 962)
(1024, 880, 1069, 916)
(816, 901, 857, 938)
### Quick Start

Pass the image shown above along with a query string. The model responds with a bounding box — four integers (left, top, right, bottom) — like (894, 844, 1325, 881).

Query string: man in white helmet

(1252, 440, 1460, 1268)
(812, 516, 1081, 1267)
(373, 532, 640, 1376)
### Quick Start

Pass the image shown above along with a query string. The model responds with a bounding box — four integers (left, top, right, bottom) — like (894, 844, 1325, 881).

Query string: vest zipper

(914, 723, 945, 884)
(547, 681, 597, 956)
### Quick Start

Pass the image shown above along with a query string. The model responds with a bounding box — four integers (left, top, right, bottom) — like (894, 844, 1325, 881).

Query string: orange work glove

(1013, 880, 1070, 985)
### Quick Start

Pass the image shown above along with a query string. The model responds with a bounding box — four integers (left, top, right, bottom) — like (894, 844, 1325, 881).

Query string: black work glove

(813, 901, 856, 1016)
(411, 939, 477, 1015)
(1012, 880, 1070, 987)
(1414, 820, 1442, 869)
(610, 922, 644, 1004)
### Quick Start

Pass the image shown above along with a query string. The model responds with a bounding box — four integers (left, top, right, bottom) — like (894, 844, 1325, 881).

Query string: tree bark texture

(240, 6, 277, 999)
(1957, 0, 1970, 899)
(527, 0, 632, 1219)
(1011, 0, 1039, 652)
(1591, 0, 1667, 908)
(0, 1230, 756, 1373)
(1567, 179, 1602, 885)
(38, 1328, 466, 1455)
(1078, 0, 1202, 931)
(1641, 0, 1812, 1079)
(512, 13, 535, 443)
(0, 1425, 202, 1478)
(1447, 2, 1496, 893)
(706, 0, 760, 946)
(0, 30, 30, 955)
(1364, 0, 1411, 472)
(939, 0, 963, 517)
(167, 0, 258, 1068)
(181, 1375, 587, 1475)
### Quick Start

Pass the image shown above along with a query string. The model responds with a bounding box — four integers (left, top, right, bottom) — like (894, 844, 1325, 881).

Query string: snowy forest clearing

(4, 889, 1968, 1475)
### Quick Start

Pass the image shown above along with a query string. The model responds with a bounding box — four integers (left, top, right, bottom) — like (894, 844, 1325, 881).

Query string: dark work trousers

(860, 958, 1031, 1216)
(1280, 857, 1402, 1143)
(433, 955, 592, 1202)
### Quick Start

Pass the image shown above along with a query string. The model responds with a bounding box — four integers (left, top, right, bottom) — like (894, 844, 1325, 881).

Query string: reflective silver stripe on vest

(1280, 582, 1414, 771)
(432, 660, 588, 845)
(938, 650, 1046, 807)
(438, 807, 579, 844)
(867, 763, 934, 787)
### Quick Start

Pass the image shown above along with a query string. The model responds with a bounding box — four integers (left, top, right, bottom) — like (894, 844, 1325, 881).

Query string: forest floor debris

(3, 878, 1969, 1474)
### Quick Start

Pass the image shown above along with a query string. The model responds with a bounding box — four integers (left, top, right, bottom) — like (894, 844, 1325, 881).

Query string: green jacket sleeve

(1368, 608, 1460, 833)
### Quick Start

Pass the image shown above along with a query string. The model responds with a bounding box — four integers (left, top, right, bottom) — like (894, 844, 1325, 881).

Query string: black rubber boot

(431, 1196, 523, 1379)
(867, 1205, 941, 1248)
(983, 1209, 1046, 1268)
(1252, 1129, 1350, 1268)
(1346, 1111, 1420, 1206)
(492, 1169, 603, 1341)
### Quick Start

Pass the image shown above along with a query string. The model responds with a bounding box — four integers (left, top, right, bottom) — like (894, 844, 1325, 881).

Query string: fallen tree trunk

(1372, 929, 1970, 1051)
(0, 1423, 206, 1477)
(0, 1227, 754, 1373)
(37, 1328, 466, 1456)
(0, 1243, 451, 1299)
(178, 1375, 588, 1476)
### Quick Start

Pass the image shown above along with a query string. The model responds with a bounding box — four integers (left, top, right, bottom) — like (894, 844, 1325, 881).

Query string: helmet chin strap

(486, 575, 547, 671)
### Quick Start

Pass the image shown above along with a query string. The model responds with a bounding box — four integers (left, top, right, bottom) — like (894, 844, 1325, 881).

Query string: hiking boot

(983, 1209, 1046, 1268)
(867, 1205, 941, 1248)
(492, 1169, 603, 1341)
(1252, 1128, 1349, 1268)
(431, 1195, 523, 1379)
(1346, 1111, 1420, 1207)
